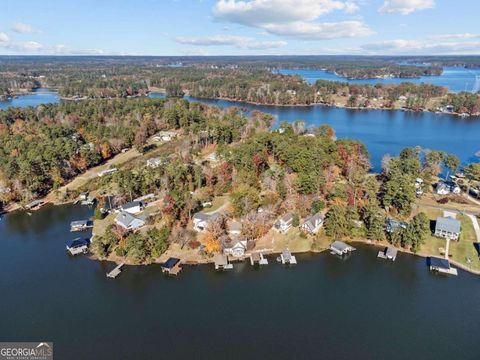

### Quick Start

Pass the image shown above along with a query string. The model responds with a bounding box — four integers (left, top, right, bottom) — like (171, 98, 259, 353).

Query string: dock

(250, 252, 268, 266)
(107, 263, 124, 279)
(70, 220, 94, 232)
(330, 240, 356, 256)
(429, 257, 458, 276)
(66, 238, 90, 256)
(377, 246, 398, 261)
(279, 249, 297, 265)
(214, 254, 233, 270)
(161, 258, 182, 276)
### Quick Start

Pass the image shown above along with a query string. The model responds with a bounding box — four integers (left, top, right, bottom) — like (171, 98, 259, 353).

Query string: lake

(2, 90, 480, 172)
(1, 204, 479, 359)
(0, 89, 60, 110)
(278, 66, 480, 93)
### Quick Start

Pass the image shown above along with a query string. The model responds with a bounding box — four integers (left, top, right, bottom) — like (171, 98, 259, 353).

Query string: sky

(1, 0, 480, 56)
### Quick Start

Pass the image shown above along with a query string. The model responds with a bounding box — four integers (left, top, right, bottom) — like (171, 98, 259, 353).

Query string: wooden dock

(107, 263, 124, 279)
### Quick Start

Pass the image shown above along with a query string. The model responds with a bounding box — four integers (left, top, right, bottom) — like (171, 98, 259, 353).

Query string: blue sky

(2, 0, 480, 55)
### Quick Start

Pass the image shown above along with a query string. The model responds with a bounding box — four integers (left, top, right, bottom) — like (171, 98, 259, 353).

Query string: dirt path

(465, 213, 480, 242)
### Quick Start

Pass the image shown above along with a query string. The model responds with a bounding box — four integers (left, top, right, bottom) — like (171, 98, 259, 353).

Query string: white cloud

(360, 39, 480, 55)
(12, 22, 38, 34)
(379, 0, 434, 15)
(1, 40, 105, 55)
(0, 32, 9, 42)
(212, 0, 370, 40)
(263, 21, 374, 40)
(429, 33, 480, 41)
(175, 35, 287, 49)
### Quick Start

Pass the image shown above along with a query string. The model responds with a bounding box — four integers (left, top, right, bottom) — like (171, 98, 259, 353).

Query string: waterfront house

(274, 213, 293, 233)
(223, 239, 247, 258)
(133, 193, 156, 203)
(434, 217, 461, 241)
(330, 240, 356, 256)
(386, 217, 407, 233)
(120, 201, 145, 214)
(227, 220, 242, 236)
(429, 257, 458, 275)
(70, 220, 93, 232)
(146, 157, 163, 168)
(114, 211, 145, 231)
(66, 238, 90, 256)
(161, 258, 182, 275)
(301, 213, 324, 234)
(78, 192, 89, 201)
(193, 212, 221, 232)
(436, 182, 450, 195)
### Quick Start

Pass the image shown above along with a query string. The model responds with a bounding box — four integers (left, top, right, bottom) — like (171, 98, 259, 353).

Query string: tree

(464, 163, 480, 182)
(292, 213, 300, 227)
(362, 203, 385, 241)
(443, 154, 460, 177)
(382, 175, 416, 216)
(401, 213, 430, 252)
(324, 205, 353, 238)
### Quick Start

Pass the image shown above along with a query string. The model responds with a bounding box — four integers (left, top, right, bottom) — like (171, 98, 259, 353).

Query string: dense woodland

(1, 57, 480, 114)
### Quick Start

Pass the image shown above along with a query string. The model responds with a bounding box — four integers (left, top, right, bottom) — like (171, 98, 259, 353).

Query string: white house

(301, 213, 324, 234)
(120, 201, 145, 214)
(97, 168, 118, 177)
(115, 211, 145, 231)
(434, 217, 461, 241)
(146, 157, 163, 168)
(274, 213, 293, 233)
(192, 212, 221, 232)
(153, 131, 177, 142)
(223, 240, 247, 258)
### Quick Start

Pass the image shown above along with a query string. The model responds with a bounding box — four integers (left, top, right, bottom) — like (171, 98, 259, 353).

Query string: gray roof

(331, 240, 349, 252)
(386, 247, 398, 257)
(71, 220, 89, 227)
(282, 249, 292, 260)
(193, 212, 211, 221)
(435, 217, 461, 234)
(214, 254, 228, 266)
(115, 211, 144, 229)
(303, 213, 324, 231)
(121, 201, 144, 210)
(279, 213, 293, 222)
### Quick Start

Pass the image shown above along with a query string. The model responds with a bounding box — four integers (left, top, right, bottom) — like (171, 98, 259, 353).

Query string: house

(386, 217, 407, 233)
(227, 220, 242, 236)
(120, 201, 145, 214)
(301, 213, 324, 234)
(146, 157, 163, 168)
(66, 238, 90, 256)
(192, 212, 221, 232)
(429, 257, 458, 275)
(70, 220, 93, 232)
(223, 240, 247, 258)
(436, 182, 450, 195)
(78, 192, 89, 201)
(434, 217, 461, 241)
(330, 240, 356, 256)
(207, 152, 218, 161)
(114, 211, 145, 231)
(97, 168, 117, 177)
(274, 213, 293, 233)
(161, 258, 182, 275)
(153, 131, 177, 142)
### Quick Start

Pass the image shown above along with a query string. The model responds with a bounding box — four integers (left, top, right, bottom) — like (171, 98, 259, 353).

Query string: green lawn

(272, 228, 313, 253)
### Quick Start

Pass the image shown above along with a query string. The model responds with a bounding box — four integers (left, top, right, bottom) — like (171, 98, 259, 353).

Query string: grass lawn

(268, 228, 313, 253)
(205, 195, 229, 213)
(92, 213, 115, 238)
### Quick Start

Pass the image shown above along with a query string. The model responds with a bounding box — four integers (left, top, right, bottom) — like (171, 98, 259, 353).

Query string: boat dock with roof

(377, 246, 398, 261)
(279, 249, 297, 265)
(162, 258, 182, 275)
(66, 238, 90, 256)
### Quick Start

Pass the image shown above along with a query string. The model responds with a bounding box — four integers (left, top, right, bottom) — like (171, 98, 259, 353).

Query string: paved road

(466, 213, 480, 242)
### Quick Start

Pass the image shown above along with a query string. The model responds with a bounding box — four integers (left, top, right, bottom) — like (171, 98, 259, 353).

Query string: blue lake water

(1, 90, 479, 172)
(1, 204, 479, 359)
(0, 88, 60, 110)
(279, 66, 480, 93)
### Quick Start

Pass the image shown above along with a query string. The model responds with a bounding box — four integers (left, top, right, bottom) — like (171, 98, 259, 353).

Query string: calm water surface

(0, 89, 59, 110)
(279, 66, 480, 93)
(1, 204, 480, 359)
